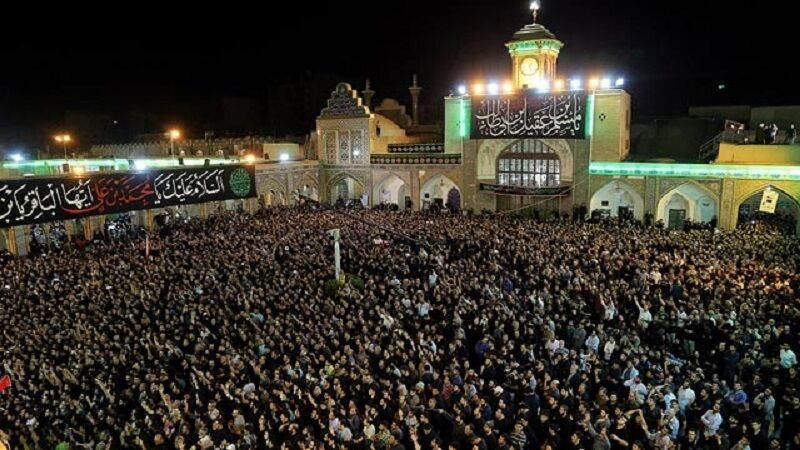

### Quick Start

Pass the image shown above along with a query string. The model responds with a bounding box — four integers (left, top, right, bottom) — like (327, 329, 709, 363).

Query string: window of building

(496, 140, 561, 187)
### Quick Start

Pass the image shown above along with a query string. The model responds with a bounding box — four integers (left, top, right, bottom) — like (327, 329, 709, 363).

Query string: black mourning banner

(0, 165, 256, 228)
(471, 92, 587, 139)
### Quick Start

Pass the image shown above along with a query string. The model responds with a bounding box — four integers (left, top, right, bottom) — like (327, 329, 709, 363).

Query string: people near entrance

(2, 208, 800, 450)
(787, 124, 797, 145)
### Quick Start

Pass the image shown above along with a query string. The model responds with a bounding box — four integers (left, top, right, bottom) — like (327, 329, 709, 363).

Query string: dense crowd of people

(1, 207, 800, 450)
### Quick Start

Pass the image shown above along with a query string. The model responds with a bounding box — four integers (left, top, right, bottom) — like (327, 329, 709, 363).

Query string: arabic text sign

(471, 92, 587, 139)
(0, 165, 256, 228)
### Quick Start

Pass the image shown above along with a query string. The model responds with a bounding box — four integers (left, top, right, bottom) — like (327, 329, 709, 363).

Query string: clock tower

(506, 2, 563, 89)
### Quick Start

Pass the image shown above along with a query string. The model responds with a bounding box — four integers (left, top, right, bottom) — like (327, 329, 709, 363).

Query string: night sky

(1, 0, 795, 151)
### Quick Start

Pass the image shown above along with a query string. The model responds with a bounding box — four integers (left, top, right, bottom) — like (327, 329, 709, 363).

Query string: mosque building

(2, 3, 800, 254)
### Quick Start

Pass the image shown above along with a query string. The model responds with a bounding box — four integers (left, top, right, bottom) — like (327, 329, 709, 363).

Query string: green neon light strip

(585, 94, 594, 138)
(506, 41, 563, 52)
(2, 158, 238, 170)
(459, 98, 467, 138)
(590, 161, 800, 181)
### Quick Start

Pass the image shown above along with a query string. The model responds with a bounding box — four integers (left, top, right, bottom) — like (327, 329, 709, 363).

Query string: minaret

(362, 79, 375, 110)
(409, 74, 422, 126)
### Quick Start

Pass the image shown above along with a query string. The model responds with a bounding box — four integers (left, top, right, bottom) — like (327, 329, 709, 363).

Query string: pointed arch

(327, 173, 365, 201)
(420, 174, 460, 209)
(590, 180, 645, 219)
(373, 174, 408, 209)
(656, 181, 720, 225)
(734, 184, 800, 233)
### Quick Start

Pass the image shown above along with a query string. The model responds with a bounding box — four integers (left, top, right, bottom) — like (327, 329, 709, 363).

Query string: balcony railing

(387, 143, 445, 153)
(370, 153, 461, 165)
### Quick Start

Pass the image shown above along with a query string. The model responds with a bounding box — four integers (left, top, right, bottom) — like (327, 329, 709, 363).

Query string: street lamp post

(54, 134, 72, 159)
(167, 129, 181, 157)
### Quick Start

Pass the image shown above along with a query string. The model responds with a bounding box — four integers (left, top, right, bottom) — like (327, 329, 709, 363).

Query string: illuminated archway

(656, 182, 719, 227)
(301, 174, 319, 201)
(373, 174, 407, 209)
(590, 181, 644, 219)
(328, 174, 365, 202)
(421, 174, 460, 210)
(736, 185, 800, 234)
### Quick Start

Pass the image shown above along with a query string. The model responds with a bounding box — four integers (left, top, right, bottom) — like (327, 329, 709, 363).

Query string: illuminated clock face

(521, 57, 539, 76)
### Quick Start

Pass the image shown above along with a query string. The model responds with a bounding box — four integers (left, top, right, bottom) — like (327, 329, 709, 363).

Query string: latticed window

(335, 180, 349, 199)
(497, 140, 561, 187)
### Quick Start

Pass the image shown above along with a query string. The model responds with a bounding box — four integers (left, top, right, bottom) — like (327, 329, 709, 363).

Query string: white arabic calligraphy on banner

(472, 93, 586, 139)
(152, 169, 226, 204)
(0, 180, 96, 224)
(0, 167, 247, 227)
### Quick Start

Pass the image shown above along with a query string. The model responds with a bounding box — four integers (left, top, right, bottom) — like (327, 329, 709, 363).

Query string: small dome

(511, 23, 558, 41)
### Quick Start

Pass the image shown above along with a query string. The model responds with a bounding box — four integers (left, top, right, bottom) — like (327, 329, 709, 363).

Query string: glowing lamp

(570, 79, 581, 90)
(457, 85, 467, 95)
(473, 84, 484, 95)
(615, 77, 625, 87)
(601, 78, 612, 89)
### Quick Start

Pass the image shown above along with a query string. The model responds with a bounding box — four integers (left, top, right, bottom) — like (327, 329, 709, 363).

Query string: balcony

(480, 183, 571, 196)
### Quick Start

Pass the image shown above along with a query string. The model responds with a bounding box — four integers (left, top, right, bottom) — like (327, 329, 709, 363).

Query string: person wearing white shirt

(545, 337, 560, 356)
(650, 269, 662, 283)
(701, 404, 723, 437)
(678, 382, 696, 411)
(662, 388, 676, 410)
(585, 332, 600, 354)
(428, 270, 437, 288)
(603, 338, 616, 361)
(624, 375, 648, 406)
(622, 361, 639, 382)
(781, 343, 797, 369)
(417, 301, 430, 317)
(635, 298, 652, 329)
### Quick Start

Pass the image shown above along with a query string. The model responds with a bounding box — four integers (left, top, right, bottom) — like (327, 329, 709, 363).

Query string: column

(83, 219, 94, 241)
(718, 179, 736, 230)
(3, 228, 17, 255)
(410, 170, 421, 211)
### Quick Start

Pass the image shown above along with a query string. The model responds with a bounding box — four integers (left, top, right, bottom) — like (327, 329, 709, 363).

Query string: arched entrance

(736, 186, 800, 234)
(656, 183, 719, 229)
(590, 181, 644, 220)
(373, 174, 407, 210)
(329, 175, 365, 204)
(302, 183, 319, 202)
(266, 189, 286, 206)
(421, 174, 460, 210)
